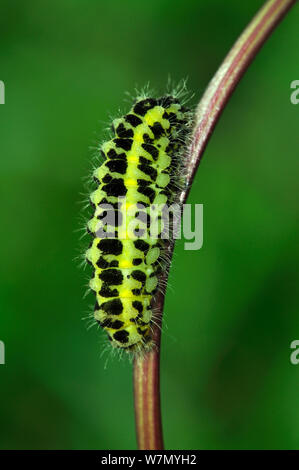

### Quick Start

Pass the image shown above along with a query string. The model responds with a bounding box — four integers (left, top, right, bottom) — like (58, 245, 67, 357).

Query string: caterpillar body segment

(86, 94, 190, 352)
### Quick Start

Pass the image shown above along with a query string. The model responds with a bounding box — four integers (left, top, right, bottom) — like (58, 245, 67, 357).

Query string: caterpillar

(85, 90, 191, 353)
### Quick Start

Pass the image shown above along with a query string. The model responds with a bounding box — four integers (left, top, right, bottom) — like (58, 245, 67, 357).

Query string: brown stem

(133, 0, 296, 450)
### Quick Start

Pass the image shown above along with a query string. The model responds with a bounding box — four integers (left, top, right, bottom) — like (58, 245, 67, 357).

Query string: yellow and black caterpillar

(85, 93, 190, 352)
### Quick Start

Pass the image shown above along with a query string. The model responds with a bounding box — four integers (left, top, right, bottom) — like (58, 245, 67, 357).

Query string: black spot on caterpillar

(85, 89, 192, 353)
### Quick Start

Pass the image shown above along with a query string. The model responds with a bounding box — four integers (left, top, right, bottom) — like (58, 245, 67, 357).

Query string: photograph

(0, 0, 298, 458)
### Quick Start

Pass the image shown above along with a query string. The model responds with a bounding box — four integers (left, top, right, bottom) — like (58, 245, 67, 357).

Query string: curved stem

(182, 0, 296, 202)
(133, 0, 296, 450)
(133, 318, 164, 450)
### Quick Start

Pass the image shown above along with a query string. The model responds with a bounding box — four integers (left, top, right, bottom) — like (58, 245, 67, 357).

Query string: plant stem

(133, 319, 164, 450)
(133, 0, 296, 450)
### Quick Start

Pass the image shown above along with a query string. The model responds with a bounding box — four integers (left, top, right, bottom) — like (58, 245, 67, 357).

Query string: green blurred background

(0, 0, 298, 450)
